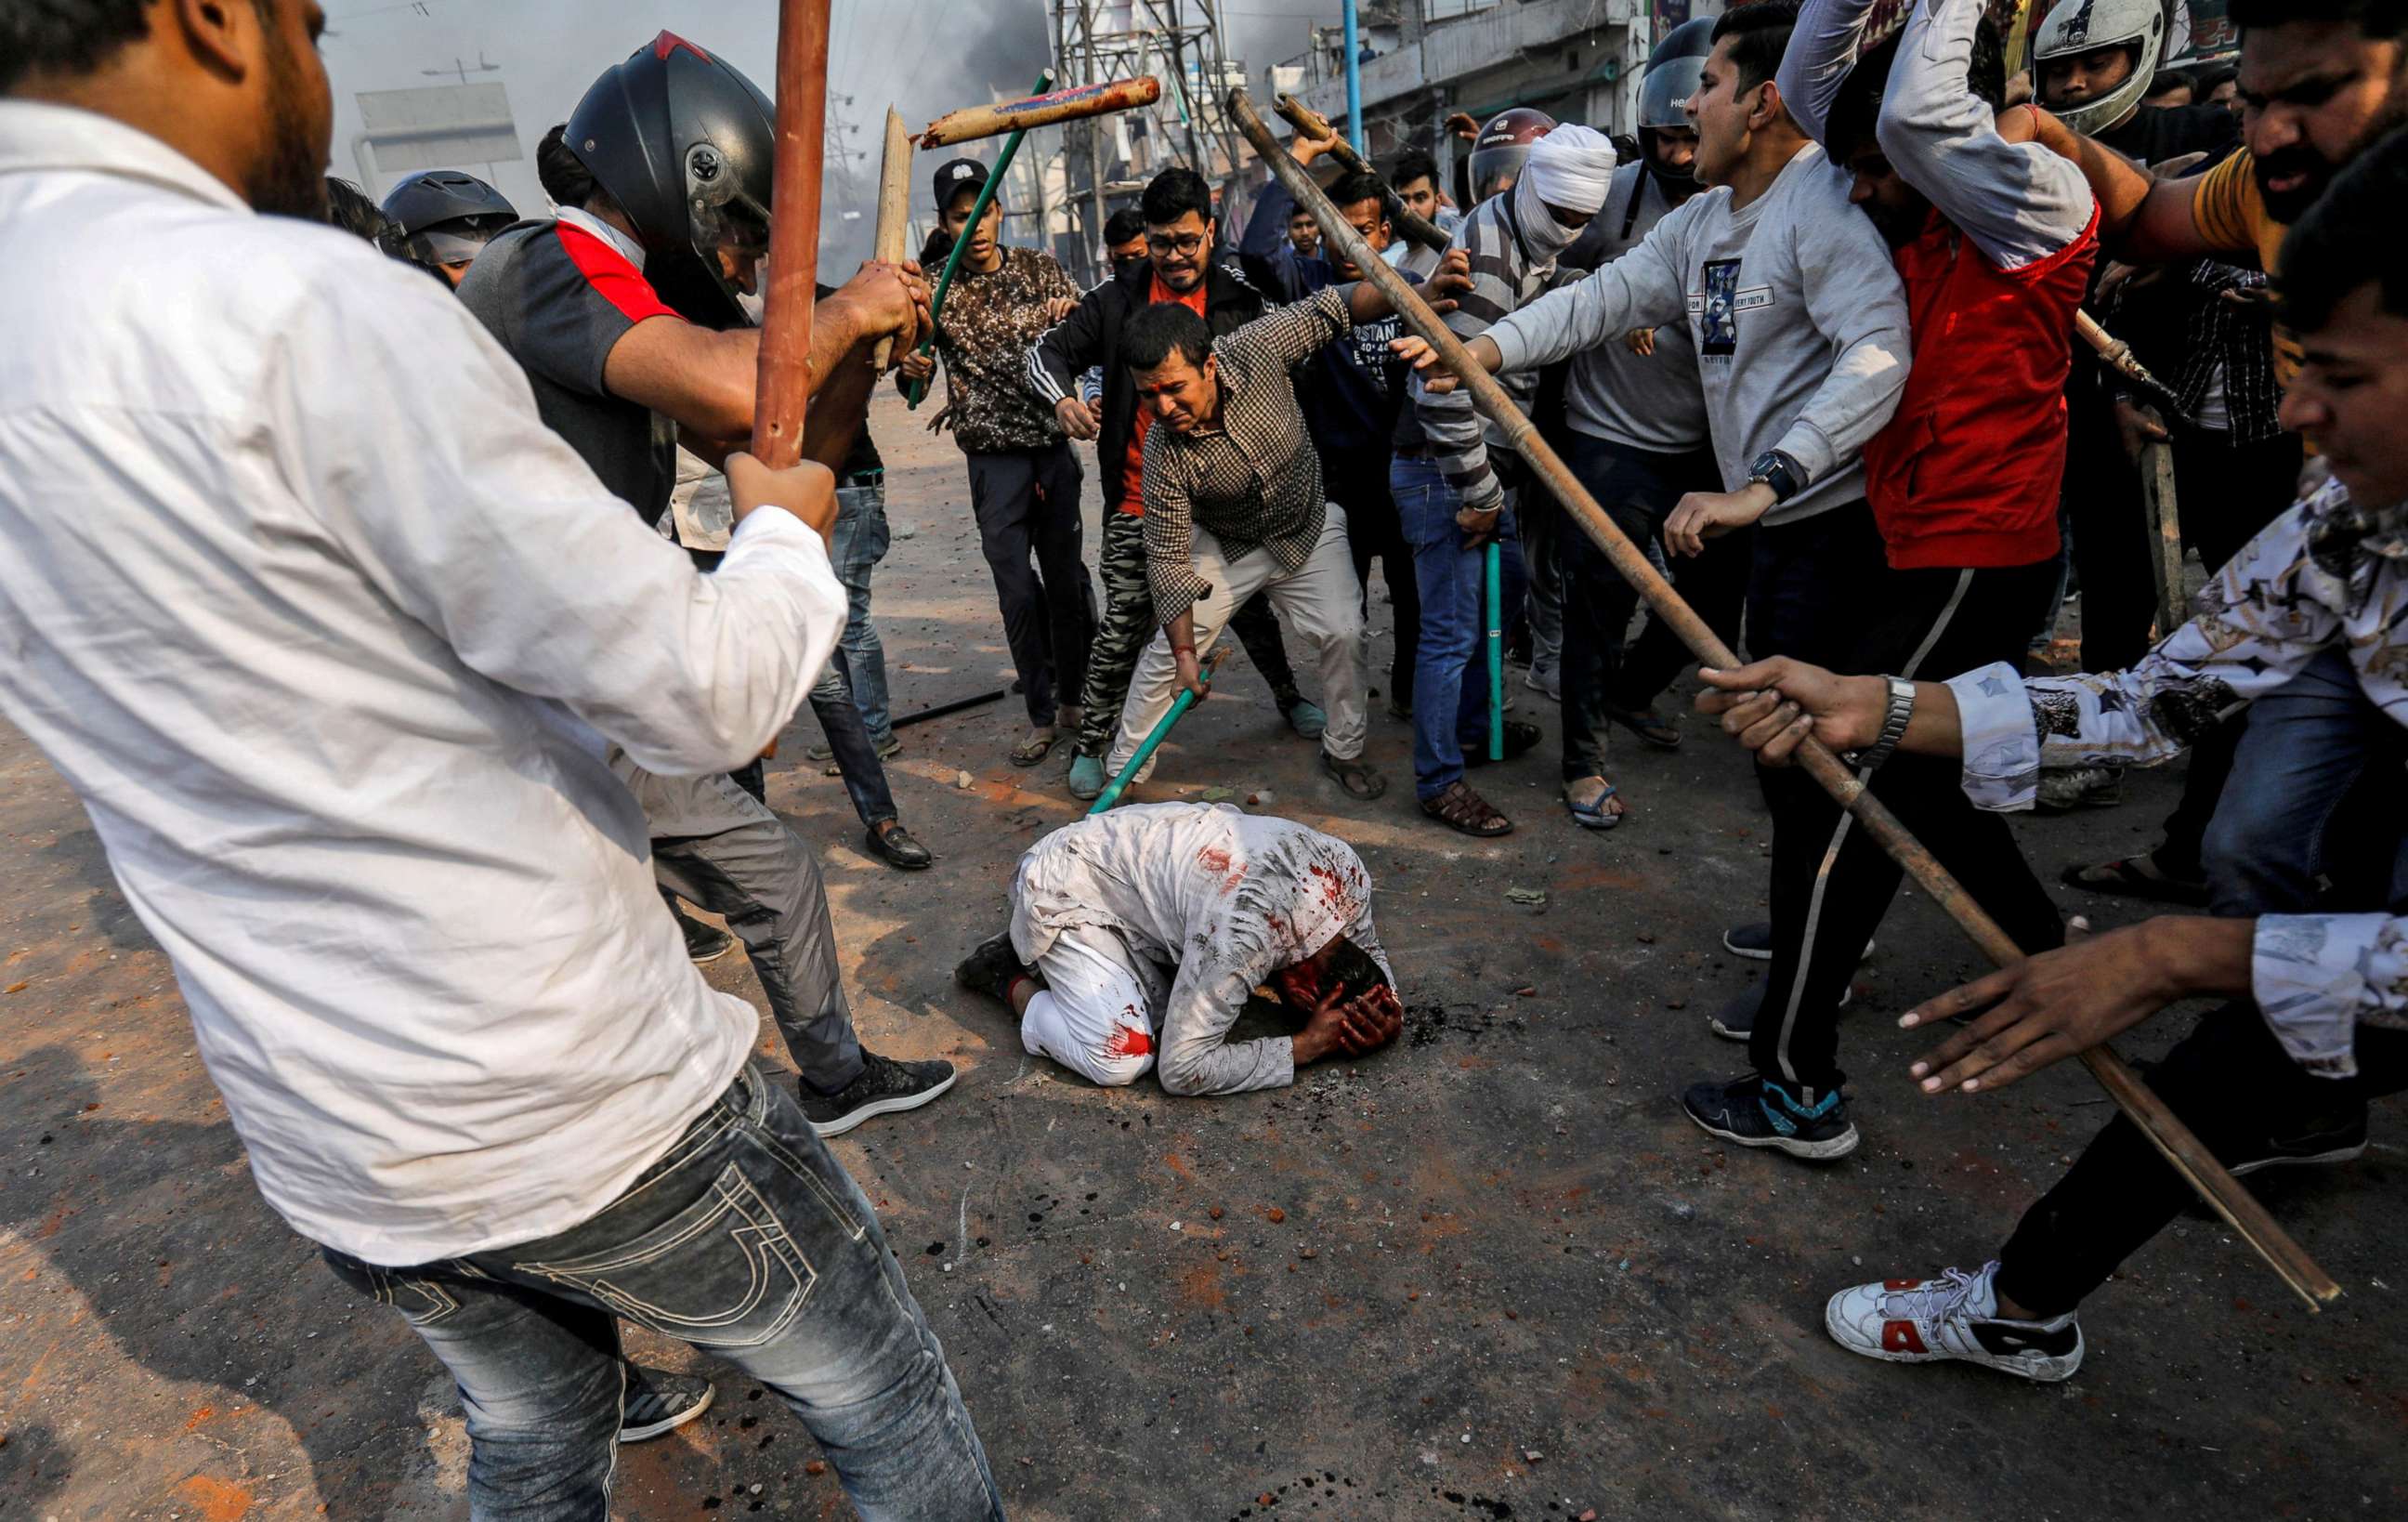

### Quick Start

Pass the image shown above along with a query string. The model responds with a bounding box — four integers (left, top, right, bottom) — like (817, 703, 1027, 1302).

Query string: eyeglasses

(1145, 231, 1207, 256)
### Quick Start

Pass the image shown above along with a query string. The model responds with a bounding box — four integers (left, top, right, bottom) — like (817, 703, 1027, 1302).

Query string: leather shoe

(867, 820, 933, 871)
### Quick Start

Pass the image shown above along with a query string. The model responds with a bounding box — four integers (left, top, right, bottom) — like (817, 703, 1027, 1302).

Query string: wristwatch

(1847, 676, 1917, 772)
(1747, 449, 1805, 505)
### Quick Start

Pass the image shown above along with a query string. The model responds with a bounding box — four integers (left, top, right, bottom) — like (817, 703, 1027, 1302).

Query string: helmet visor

(407, 223, 503, 268)
(1637, 56, 1706, 129)
(1467, 142, 1533, 203)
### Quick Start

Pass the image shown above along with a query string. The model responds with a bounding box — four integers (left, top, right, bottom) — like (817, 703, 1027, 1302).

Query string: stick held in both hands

(1221, 83, 2339, 1312)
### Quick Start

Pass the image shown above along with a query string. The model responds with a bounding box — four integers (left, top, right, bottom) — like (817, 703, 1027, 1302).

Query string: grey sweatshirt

(1485, 142, 1911, 524)
(1557, 161, 1708, 455)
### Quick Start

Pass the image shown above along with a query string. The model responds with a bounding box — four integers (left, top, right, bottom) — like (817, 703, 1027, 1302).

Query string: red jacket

(1866, 204, 2099, 571)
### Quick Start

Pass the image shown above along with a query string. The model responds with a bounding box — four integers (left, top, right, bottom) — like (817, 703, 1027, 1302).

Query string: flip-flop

(1010, 728, 1061, 768)
(2059, 854, 2207, 907)
(1564, 781, 1623, 831)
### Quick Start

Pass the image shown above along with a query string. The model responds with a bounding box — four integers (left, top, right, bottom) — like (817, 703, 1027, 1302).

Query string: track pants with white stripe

(1744, 504, 2066, 1102)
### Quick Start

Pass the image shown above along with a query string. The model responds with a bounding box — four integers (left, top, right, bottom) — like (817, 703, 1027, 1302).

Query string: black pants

(1558, 433, 1721, 782)
(1328, 444, 1419, 702)
(966, 442, 1096, 727)
(1612, 524, 1753, 714)
(1996, 1006, 2408, 1318)
(2063, 369, 2158, 674)
(1746, 504, 2066, 1099)
(2147, 429, 2304, 878)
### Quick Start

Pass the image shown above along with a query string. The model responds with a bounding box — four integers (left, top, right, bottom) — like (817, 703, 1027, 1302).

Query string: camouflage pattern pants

(1074, 509, 1302, 758)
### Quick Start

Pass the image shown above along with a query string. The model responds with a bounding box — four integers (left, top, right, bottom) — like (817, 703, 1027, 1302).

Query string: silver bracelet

(1847, 676, 1917, 771)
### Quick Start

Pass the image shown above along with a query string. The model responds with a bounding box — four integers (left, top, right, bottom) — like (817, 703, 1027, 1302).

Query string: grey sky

(322, 0, 1344, 268)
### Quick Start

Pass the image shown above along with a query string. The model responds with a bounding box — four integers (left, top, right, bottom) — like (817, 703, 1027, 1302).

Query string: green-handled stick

(1089, 657, 1216, 815)
(1485, 541, 1504, 762)
(905, 70, 1052, 410)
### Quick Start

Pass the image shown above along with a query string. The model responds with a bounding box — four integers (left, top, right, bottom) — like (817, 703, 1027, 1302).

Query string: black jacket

(1026, 254, 1270, 511)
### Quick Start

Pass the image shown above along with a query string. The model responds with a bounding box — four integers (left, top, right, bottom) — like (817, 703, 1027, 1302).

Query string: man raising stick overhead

(956, 803, 1402, 1093)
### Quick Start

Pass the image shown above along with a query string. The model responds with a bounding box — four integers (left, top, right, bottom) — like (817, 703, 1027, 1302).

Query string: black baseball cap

(932, 157, 989, 212)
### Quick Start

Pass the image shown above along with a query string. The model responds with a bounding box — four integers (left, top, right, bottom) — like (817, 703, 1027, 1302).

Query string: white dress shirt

(0, 102, 845, 1263)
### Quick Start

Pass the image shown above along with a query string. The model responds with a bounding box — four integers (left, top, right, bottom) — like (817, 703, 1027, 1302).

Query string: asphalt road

(4, 389, 2402, 1520)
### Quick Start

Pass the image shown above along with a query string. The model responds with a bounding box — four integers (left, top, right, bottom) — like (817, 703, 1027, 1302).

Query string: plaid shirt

(1946, 474, 2408, 1079)
(1141, 286, 1354, 622)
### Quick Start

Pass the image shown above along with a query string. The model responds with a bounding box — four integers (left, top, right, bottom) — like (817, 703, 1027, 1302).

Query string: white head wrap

(1519, 125, 1620, 219)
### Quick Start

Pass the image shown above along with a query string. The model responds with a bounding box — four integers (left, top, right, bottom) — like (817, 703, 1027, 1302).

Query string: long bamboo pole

(752, 0, 832, 469)
(1273, 93, 1449, 254)
(1226, 85, 2340, 1311)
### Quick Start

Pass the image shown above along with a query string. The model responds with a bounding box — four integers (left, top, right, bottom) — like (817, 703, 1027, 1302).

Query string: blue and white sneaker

(1681, 1072, 1858, 1161)
(1824, 1261, 2084, 1383)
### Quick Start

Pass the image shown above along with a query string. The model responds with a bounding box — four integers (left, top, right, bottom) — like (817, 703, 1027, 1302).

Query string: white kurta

(1009, 804, 1390, 1095)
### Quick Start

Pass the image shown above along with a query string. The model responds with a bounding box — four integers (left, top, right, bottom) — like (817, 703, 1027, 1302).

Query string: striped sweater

(1410, 187, 1577, 512)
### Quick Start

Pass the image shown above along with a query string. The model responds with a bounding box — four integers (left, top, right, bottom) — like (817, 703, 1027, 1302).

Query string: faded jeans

(1394, 453, 1526, 803)
(321, 1062, 1003, 1521)
(809, 479, 895, 747)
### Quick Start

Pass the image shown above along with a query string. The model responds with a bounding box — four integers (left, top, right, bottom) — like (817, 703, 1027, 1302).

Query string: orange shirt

(1118, 275, 1211, 516)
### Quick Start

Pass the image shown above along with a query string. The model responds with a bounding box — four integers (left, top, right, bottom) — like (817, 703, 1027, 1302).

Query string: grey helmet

(381, 169, 517, 271)
(1637, 16, 1717, 130)
(2032, 0, 2168, 138)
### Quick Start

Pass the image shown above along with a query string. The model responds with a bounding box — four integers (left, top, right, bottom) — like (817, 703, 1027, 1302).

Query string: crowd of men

(2, 0, 2404, 1515)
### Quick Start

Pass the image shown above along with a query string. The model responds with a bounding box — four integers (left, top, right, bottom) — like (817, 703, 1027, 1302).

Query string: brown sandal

(1420, 780, 1512, 836)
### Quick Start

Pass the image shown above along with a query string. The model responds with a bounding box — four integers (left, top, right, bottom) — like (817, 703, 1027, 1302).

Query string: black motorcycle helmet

(1636, 16, 1715, 190)
(562, 32, 775, 328)
(381, 169, 517, 273)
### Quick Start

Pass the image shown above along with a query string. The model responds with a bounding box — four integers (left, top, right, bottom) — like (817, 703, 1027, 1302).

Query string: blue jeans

(1394, 453, 1525, 802)
(322, 1063, 1001, 1521)
(2203, 645, 2408, 917)
(810, 480, 894, 747)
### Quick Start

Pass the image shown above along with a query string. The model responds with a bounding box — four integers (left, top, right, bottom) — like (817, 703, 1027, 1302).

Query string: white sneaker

(1824, 1261, 2084, 1383)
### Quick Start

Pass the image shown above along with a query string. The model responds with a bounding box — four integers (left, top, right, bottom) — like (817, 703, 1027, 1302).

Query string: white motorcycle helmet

(2031, 0, 2169, 138)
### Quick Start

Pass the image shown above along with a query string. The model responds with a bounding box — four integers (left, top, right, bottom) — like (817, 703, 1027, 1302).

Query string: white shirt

(0, 102, 846, 1263)
(1009, 804, 1392, 1096)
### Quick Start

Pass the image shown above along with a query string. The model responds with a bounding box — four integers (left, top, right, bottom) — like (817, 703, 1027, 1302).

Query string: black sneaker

(800, 1050, 957, 1137)
(1708, 980, 1851, 1042)
(954, 930, 1027, 1004)
(2230, 1109, 2371, 1176)
(618, 1366, 713, 1442)
(1682, 1072, 1859, 1161)
(1721, 921, 1876, 964)
(1461, 719, 1544, 768)
(674, 904, 738, 965)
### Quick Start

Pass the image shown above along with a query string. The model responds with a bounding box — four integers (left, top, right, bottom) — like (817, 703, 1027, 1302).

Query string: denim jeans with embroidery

(321, 1062, 1002, 1521)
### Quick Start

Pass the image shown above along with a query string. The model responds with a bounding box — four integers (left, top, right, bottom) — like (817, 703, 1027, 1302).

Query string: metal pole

(1341, 0, 1365, 153)
(1485, 541, 1503, 762)
(1090, 658, 1216, 814)
(1225, 83, 2342, 1312)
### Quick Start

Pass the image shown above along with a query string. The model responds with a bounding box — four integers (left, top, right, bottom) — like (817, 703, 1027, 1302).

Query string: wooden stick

(1273, 93, 1450, 254)
(2140, 439, 2188, 639)
(751, 0, 831, 469)
(1226, 84, 2342, 1312)
(2075, 309, 2193, 429)
(869, 106, 911, 371)
(905, 70, 1053, 410)
(919, 77, 1162, 149)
